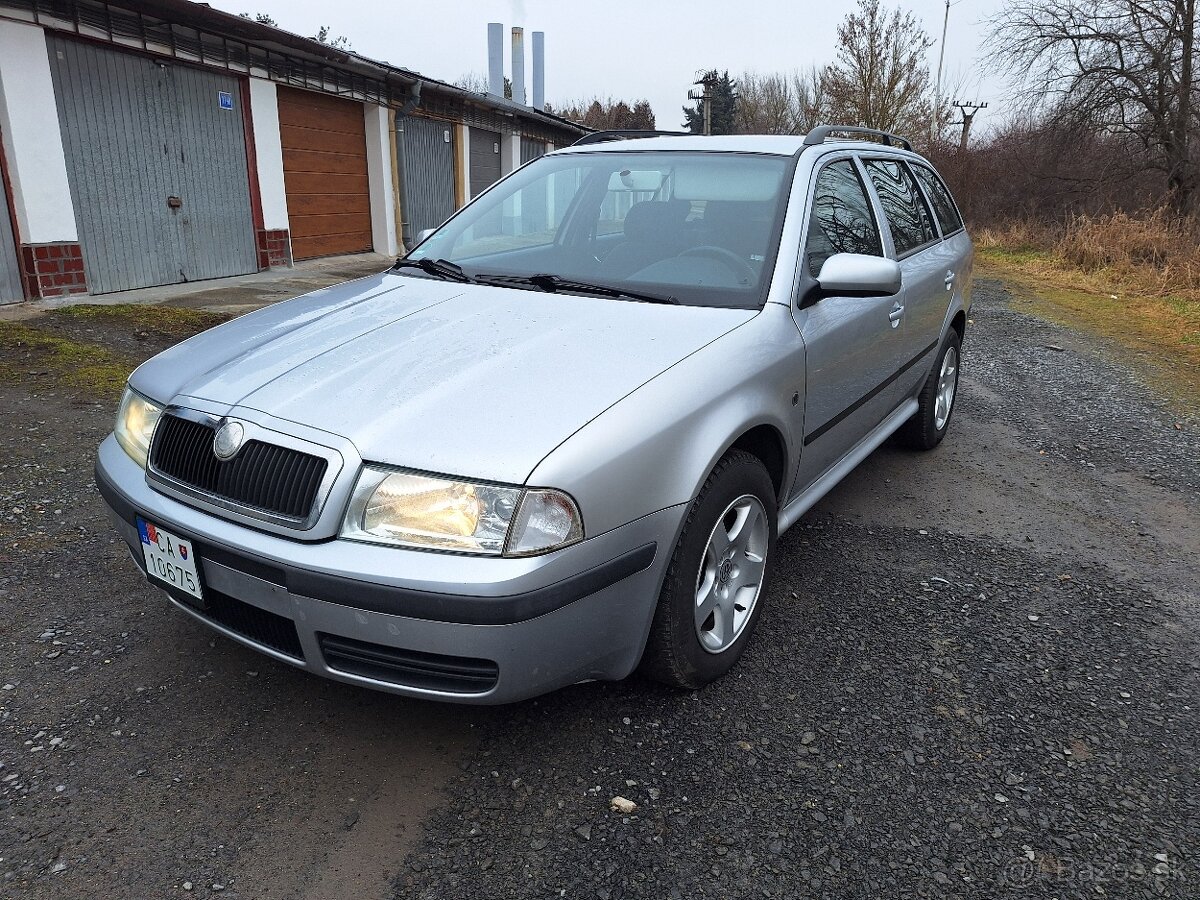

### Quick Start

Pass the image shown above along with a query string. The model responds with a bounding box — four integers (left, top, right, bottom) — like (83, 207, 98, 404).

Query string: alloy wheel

(694, 494, 769, 654)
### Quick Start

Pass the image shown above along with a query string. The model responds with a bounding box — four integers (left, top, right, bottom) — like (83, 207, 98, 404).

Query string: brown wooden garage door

(277, 87, 372, 259)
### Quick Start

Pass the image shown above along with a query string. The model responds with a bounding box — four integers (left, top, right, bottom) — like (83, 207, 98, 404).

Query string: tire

(640, 449, 777, 689)
(896, 329, 962, 451)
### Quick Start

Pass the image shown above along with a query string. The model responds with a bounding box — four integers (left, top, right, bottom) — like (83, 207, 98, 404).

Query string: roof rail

(572, 129, 690, 146)
(802, 125, 912, 152)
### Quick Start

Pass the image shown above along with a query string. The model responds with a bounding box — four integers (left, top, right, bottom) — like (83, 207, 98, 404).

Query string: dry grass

(976, 209, 1200, 300)
(975, 209, 1200, 410)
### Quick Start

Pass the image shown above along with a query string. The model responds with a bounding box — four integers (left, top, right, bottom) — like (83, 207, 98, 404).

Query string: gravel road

(1, 278, 1196, 899)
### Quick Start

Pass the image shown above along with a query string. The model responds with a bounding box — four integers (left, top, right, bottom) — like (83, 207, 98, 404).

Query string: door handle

(944, 270, 955, 290)
(888, 301, 904, 327)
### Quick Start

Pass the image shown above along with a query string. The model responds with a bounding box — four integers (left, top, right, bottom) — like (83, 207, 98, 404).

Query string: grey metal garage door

(47, 37, 257, 294)
(398, 116, 456, 245)
(0, 181, 20, 304)
(469, 127, 502, 198)
(520, 137, 545, 164)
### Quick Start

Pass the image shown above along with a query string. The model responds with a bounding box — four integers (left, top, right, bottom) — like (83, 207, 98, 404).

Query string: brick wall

(20, 243, 88, 298)
(255, 228, 292, 269)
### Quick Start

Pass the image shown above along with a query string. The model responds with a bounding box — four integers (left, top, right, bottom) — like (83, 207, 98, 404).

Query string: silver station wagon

(95, 126, 973, 703)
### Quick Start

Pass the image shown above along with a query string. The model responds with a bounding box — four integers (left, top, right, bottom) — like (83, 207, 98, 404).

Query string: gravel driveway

(1, 279, 1196, 899)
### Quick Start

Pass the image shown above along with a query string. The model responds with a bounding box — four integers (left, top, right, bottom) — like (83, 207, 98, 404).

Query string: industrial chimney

(511, 27, 526, 105)
(531, 31, 544, 110)
(487, 22, 504, 97)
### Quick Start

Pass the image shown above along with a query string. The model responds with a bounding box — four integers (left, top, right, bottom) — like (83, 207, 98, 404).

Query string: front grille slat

(272, 448, 301, 516)
(151, 414, 328, 523)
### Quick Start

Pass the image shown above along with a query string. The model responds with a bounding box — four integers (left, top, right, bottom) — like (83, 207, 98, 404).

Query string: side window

(910, 163, 964, 235)
(804, 160, 883, 277)
(863, 159, 937, 255)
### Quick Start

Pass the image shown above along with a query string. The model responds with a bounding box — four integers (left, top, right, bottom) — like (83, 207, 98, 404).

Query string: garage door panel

(469, 128, 502, 198)
(290, 231, 373, 260)
(168, 61, 258, 281)
(49, 37, 181, 293)
(47, 37, 256, 294)
(285, 193, 370, 217)
(276, 103, 363, 137)
(279, 124, 366, 156)
(277, 86, 372, 260)
(281, 148, 369, 177)
(399, 115, 456, 241)
(283, 172, 370, 197)
(288, 212, 377, 239)
(0, 164, 21, 303)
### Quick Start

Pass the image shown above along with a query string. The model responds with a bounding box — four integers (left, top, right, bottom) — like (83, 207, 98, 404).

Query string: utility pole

(688, 70, 718, 135)
(932, 0, 950, 143)
(952, 100, 987, 152)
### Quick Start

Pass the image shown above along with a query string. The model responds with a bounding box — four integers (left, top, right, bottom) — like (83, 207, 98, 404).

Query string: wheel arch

(951, 309, 966, 341)
(727, 423, 789, 502)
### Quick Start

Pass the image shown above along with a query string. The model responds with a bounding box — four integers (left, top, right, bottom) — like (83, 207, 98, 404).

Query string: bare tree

(733, 69, 827, 134)
(821, 0, 935, 140)
(791, 68, 830, 133)
(989, 0, 1198, 214)
(454, 72, 513, 99)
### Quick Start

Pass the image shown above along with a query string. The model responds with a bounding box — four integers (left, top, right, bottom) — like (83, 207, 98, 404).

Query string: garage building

(0, 0, 585, 303)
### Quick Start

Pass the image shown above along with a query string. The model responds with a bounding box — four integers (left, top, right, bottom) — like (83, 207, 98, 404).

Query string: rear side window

(804, 160, 883, 277)
(863, 159, 937, 255)
(910, 163, 964, 235)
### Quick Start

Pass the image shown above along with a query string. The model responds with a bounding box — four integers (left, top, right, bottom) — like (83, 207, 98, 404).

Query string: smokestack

(487, 22, 504, 98)
(531, 31, 544, 110)
(511, 27, 525, 105)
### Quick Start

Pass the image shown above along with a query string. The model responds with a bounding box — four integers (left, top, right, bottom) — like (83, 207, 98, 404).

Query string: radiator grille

(151, 414, 327, 521)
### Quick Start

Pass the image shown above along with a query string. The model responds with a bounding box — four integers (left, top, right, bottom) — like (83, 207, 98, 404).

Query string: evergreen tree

(682, 70, 738, 135)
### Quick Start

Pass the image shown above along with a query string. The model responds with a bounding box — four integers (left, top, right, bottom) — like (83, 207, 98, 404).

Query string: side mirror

(414, 228, 437, 245)
(815, 253, 901, 298)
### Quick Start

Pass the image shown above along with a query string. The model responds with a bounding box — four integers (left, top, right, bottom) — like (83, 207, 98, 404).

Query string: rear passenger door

(909, 161, 972, 316)
(861, 157, 945, 397)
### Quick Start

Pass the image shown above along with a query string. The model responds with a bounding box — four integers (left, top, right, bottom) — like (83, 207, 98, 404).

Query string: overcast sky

(210, 0, 1007, 131)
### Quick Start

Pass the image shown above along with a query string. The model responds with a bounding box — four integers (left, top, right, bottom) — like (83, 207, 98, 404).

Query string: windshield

(407, 151, 793, 309)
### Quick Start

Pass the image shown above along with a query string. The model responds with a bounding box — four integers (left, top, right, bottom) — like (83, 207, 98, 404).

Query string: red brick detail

(18, 243, 88, 299)
(255, 228, 292, 270)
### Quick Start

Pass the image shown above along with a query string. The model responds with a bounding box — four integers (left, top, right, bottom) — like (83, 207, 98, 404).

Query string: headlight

(114, 386, 162, 468)
(341, 466, 583, 556)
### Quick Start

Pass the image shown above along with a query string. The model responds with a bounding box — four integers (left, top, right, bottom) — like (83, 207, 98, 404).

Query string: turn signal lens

(505, 489, 584, 556)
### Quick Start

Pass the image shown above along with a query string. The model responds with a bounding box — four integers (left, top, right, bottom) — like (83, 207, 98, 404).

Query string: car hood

(133, 272, 757, 484)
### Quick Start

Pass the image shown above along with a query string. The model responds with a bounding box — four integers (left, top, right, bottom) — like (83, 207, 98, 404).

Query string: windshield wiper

(392, 257, 475, 283)
(477, 272, 678, 305)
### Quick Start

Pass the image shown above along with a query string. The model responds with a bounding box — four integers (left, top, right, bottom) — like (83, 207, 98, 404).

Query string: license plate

(137, 517, 203, 601)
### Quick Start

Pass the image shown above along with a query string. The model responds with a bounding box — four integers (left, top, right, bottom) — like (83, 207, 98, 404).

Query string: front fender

(528, 307, 802, 538)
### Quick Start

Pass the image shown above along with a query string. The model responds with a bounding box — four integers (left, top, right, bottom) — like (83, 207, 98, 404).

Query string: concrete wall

(0, 20, 75, 244)
(248, 78, 289, 231)
(364, 103, 397, 257)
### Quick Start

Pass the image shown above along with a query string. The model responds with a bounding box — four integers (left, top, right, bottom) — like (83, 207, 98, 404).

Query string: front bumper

(95, 435, 684, 703)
